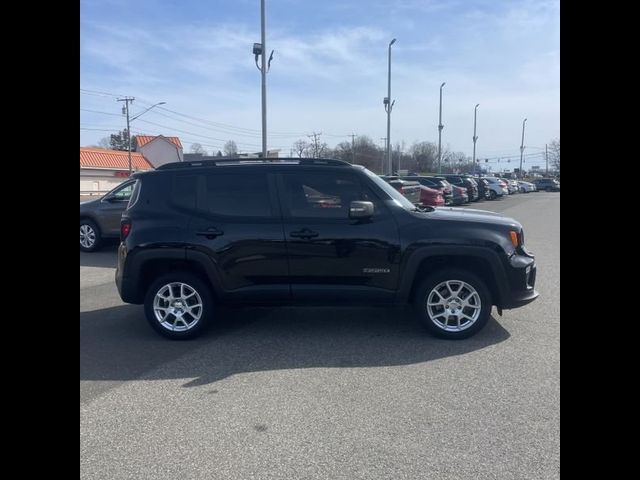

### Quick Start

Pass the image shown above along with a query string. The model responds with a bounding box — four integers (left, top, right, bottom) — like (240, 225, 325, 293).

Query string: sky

(80, 0, 559, 169)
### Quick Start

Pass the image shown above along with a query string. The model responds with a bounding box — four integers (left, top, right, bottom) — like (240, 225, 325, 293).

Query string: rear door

(187, 171, 290, 301)
(277, 170, 401, 302)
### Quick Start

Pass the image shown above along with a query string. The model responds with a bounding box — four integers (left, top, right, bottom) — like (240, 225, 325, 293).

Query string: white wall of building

(139, 140, 182, 168)
(80, 169, 128, 194)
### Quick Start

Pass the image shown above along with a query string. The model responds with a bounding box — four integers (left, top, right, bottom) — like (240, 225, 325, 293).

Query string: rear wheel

(80, 219, 102, 252)
(144, 272, 214, 339)
(488, 190, 497, 200)
(413, 268, 492, 339)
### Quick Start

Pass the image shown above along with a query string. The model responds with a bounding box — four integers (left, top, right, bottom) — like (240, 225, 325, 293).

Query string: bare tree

(223, 140, 238, 156)
(96, 137, 111, 149)
(410, 141, 438, 173)
(190, 143, 207, 155)
(548, 138, 560, 173)
(292, 139, 311, 158)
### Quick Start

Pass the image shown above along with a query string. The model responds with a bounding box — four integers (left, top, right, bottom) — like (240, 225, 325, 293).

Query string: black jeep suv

(116, 158, 538, 340)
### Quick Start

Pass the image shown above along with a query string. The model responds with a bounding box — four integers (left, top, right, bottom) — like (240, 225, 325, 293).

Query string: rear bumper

(115, 242, 142, 304)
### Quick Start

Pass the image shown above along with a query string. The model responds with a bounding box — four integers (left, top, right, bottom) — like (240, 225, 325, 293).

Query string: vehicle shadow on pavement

(81, 304, 510, 388)
(80, 244, 119, 268)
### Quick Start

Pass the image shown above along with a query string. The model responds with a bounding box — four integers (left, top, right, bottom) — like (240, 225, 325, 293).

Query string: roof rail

(156, 157, 351, 170)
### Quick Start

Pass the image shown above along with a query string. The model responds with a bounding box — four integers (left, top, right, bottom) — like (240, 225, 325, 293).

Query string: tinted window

(283, 173, 376, 218)
(173, 175, 197, 210)
(418, 178, 436, 187)
(206, 174, 271, 217)
(111, 182, 133, 201)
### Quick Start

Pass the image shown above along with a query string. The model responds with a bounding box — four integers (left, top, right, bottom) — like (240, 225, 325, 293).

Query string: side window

(282, 173, 377, 219)
(205, 174, 271, 217)
(127, 180, 141, 209)
(112, 182, 133, 201)
(173, 175, 198, 210)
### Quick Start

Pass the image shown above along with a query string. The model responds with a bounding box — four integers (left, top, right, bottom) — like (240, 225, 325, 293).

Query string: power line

(134, 117, 273, 148)
(80, 108, 121, 116)
(135, 99, 308, 137)
(80, 88, 122, 98)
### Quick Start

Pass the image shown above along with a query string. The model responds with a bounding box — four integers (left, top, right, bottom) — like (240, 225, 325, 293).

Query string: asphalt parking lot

(81, 192, 560, 480)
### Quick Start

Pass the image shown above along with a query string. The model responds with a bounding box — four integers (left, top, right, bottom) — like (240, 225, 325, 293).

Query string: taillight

(121, 220, 131, 240)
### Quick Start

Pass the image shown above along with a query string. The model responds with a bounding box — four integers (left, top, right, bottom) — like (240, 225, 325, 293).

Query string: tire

(80, 219, 102, 252)
(488, 190, 497, 200)
(144, 272, 214, 340)
(413, 268, 492, 339)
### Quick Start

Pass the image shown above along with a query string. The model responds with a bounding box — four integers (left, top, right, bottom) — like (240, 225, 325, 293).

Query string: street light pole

(380, 137, 387, 174)
(131, 102, 166, 122)
(260, 0, 267, 158)
(253, 0, 273, 158)
(117, 97, 134, 176)
(117, 98, 166, 175)
(384, 38, 396, 175)
(519, 118, 527, 179)
(438, 82, 446, 173)
(472, 103, 479, 175)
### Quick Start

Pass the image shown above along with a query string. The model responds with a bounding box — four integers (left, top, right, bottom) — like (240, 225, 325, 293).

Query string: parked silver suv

(482, 177, 509, 200)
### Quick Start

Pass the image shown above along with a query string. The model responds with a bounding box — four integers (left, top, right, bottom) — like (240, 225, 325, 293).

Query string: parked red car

(418, 185, 445, 207)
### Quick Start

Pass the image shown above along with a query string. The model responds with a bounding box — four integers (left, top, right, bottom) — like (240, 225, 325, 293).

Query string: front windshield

(363, 168, 417, 210)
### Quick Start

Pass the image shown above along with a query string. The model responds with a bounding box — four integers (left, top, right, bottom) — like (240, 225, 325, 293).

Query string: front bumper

(500, 253, 539, 309)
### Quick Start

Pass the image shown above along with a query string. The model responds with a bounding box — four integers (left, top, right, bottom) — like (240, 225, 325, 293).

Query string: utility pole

(472, 103, 479, 176)
(307, 132, 322, 158)
(349, 133, 357, 164)
(117, 97, 135, 176)
(519, 118, 527, 179)
(545, 143, 548, 176)
(438, 82, 446, 174)
(253, 0, 274, 158)
(380, 138, 387, 174)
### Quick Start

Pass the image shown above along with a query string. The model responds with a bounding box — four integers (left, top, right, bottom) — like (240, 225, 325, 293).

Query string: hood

(426, 206, 521, 228)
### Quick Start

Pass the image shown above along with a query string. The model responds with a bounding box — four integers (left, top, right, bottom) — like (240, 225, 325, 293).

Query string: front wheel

(413, 268, 492, 339)
(144, 272, 214, 339)
(488, 190, 497, 200)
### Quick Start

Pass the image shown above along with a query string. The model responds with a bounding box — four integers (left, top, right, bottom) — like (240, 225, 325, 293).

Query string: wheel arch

(398, 246, 509, 308)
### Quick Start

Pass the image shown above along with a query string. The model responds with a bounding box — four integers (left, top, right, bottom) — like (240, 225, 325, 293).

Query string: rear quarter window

(127, 180, 141, 209)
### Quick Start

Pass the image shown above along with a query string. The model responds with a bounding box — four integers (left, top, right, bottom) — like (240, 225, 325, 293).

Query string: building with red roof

(80, 147, 153, 196)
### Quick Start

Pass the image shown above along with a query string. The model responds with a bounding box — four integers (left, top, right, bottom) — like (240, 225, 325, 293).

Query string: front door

(277, 171, 401, 302)
(99, 181, 134, 235)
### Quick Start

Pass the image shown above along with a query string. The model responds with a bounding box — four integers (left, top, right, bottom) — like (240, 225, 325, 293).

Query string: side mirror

(349, 201, 374, 219)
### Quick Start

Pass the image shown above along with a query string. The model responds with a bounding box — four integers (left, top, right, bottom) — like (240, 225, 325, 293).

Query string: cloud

(81, 0, 559, 162)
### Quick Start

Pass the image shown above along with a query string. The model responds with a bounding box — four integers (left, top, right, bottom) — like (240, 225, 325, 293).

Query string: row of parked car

(381, 174, 560, 207)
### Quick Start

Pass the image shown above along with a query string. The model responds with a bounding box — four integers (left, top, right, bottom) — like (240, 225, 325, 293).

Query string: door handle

(290, 229, 319, 239)
(196, 227, 224, 239)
